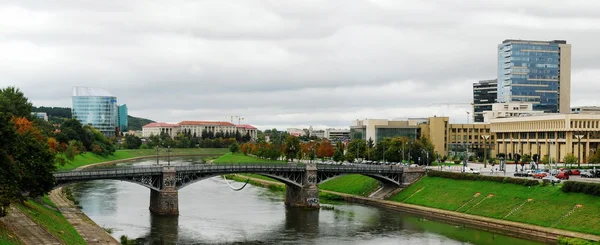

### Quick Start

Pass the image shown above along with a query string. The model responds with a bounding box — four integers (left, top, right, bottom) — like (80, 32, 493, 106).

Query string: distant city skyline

(2, 1, 600, 129)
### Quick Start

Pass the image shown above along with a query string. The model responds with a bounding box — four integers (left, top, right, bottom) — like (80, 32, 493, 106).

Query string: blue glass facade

(72, 87, 118, 137)
(118, 104, 128, 133)
(497, 40, 567, 113)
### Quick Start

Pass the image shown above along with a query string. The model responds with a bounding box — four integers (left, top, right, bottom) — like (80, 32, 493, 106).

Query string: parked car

(533, 172, 548, 179)
(580, 170, 594, 178)
(526, 170, 537, 176)
(464, 168, 480, 175)
(555, 172, 570, 180)
(542, 175, 561, 184)
(513, 171, 529, 177)
(571, 169, 581, 175)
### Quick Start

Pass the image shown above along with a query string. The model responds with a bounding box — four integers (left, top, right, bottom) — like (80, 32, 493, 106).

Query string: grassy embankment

(0, 223, 23, 245)
(13, 197, 86, 245)
(215, 153, 380, 197)
(390, 176, 600, 236)
(56, 148, 229, 170)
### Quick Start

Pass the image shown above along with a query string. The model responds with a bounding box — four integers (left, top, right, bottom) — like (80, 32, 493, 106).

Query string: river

(70, 157, 543, 244)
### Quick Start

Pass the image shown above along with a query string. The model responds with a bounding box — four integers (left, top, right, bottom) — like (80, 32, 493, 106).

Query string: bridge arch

(54, 177, 163, 191)
(175, 172, 304, 190)
(317, 172, 402, 187)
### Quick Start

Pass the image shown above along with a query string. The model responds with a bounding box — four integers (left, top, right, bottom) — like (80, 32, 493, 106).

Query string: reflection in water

(70, 157, 542, 245)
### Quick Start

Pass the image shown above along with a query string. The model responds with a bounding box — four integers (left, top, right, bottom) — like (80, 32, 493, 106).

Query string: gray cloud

(1, 0, 599, 130)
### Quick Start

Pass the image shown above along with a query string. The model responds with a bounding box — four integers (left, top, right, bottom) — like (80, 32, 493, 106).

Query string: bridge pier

(285, 164, 320, 209)
(149, 167, 179, 216)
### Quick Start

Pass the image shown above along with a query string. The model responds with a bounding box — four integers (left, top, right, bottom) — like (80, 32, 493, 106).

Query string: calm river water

(70, 157, 542, 245)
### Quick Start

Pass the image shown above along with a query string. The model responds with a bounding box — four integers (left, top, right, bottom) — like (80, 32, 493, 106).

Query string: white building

(324, 128, 350, 141)
(350, 119, 420, 144)
(142, 121, 258, 140)
(236, 124, 258, 140)
(571, 106, 600, 114)
(32, 112, 48, 121)
(483, 103, 546, 122)
(142, 122, 179, 138)
(287, 128, 306, 137)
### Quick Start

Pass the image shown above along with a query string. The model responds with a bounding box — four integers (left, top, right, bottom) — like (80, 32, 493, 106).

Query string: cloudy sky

(2, 0, 600, 130)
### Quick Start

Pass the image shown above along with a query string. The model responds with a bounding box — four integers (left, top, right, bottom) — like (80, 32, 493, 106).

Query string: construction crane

(230, 116, 245, 125)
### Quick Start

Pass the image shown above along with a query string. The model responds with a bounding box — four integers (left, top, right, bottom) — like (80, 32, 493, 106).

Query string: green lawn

(15, 200, 86, 245)
(56, 148, 228, 170)
(213, 153, 285, 164)
(390, 176, 600, 235)
(319, 174, 380, 196)
(0, 222, 22, 245)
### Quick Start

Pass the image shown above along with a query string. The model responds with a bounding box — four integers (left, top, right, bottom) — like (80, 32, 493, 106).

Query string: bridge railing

(175, 164, 306, 173)
(317, 164, 405, 173)
(53, 166, 164, 180)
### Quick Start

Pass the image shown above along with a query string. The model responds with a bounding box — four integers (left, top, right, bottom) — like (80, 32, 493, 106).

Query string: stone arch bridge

(53, 163, 425, 216)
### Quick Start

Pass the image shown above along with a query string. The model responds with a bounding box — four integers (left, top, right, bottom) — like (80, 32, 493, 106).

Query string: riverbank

(48, 188, 119, 244)
(391, 176, 600, 236)
(228, 174, 600, 243)
(56, 148, 229, 170)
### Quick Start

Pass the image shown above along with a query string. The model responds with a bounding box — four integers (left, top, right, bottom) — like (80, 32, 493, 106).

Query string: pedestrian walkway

(48, 188, 119, 245)
(0, 206, 62, 245)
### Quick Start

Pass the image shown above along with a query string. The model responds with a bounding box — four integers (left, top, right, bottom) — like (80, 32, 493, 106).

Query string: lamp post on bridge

(167, 146, 172, 166)
(155, 146, 160, 165)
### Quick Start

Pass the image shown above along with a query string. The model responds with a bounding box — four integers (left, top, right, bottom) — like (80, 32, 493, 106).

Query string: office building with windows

(117, 104, 128, 134)
(350, 119, 423, 144)
(497, 39, 571, 113)
(473, 79, 497, 122)
(72, 87, 118, 137)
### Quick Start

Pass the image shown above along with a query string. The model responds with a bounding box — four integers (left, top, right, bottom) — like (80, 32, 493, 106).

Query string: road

(430, 162, 600, 183)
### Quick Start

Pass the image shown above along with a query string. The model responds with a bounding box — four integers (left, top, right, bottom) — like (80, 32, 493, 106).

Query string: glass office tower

(497, 40, 571, 113)
(473, 79, 497, 123)
(72, 87, 118, 137)
(118, 104, 128, 133)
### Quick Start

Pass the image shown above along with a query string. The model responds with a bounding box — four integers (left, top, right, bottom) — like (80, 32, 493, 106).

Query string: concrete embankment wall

(234, 175, 600, 244)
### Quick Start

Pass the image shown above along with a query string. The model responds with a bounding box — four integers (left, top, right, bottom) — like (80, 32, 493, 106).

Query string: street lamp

(167, 145, 172, 166)
(422, 149, 429, 167)
(481, 134, 490, 168)
(383, 141, 386, 163)
(575, 133, 585, 168)
(402, 142, 406, 163)
(155, 146, 160, 165)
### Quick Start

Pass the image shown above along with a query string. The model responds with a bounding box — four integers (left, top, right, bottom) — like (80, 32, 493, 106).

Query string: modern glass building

(351, 119, 421, 144)
(473, 79, 497, 122)
(497, 40, 571, 113)
(118, 104, 128, 133)
(72, 87, 118, 137)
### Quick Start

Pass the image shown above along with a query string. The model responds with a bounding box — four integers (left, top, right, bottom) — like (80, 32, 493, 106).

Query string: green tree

(588, 149, 600, 163)
(564, 153, 577, 167)
(0, 87, 33, 118)
(284, 135, 300, 161)
(0, 90, 56, 216)
(125, 135, 142, 149)
(367, 137, 374, 148)
(333, 149, 344, 162)
(230, 142, 240, 154)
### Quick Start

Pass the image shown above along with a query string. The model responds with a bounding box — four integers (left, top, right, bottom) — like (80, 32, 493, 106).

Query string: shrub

(557, 236, 599, 245)
(562, 181, 600, 197)
(428, 170, 539, 187)
(453, 160, 462, 164)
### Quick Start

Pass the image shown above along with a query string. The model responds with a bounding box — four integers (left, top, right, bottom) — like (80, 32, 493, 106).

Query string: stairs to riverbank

(503, 199, 533, 220)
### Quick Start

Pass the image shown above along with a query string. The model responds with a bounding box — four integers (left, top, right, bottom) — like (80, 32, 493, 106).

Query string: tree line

(233, 135, 435, 164)
(122, 128, 254, 150)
